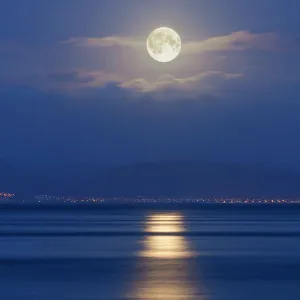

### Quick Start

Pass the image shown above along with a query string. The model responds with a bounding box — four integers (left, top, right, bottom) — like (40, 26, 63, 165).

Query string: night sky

(1, 0, 300, 168)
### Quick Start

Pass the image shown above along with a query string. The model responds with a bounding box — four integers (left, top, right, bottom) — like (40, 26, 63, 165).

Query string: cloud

(62, 36, 143, 49)
(13, 68, 242, 99)
(50, 70, 119, 86)
(183, 31, 286, 54)
(121, 71, 243, 96)
(50, 69, 243, 98)
(63, 31, 296, 55)
(32, 70, 121, 91)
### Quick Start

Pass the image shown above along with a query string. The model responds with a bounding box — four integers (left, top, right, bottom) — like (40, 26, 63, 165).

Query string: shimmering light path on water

(0, 206, 300, 299)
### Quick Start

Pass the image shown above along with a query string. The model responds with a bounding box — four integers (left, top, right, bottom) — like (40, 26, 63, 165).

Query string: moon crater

(147, 27, 181, 63)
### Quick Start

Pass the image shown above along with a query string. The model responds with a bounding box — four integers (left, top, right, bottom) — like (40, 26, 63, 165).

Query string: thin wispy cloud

(24, 69, 242, 97)
(63, 31, 295, 54)
(14, 70, 121, 92)
(62, 36, 143, 49)
(118, 71, 243, 95)
(5, 32, 297, 97)
(184, 31, 286, 54)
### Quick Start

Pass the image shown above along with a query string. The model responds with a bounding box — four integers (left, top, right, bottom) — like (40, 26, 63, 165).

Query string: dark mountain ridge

(1, 160, 300, 198)
(88, 161, 300, 197)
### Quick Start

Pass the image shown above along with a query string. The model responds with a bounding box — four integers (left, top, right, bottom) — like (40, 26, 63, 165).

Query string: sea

(0, 204, 300, 300)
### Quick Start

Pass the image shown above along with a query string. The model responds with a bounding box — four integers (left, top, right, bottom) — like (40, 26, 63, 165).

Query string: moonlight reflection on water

(130, 213, 206, 300)
(141, 213, 192, 259)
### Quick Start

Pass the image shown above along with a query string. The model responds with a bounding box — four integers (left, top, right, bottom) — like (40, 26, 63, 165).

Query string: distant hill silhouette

(88, 161, 300, 197)
(14, 163, 112, 196)
(1, 161, 300, 197)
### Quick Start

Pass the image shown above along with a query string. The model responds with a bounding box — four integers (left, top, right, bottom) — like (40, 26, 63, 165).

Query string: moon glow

(147, 27, 181, 63)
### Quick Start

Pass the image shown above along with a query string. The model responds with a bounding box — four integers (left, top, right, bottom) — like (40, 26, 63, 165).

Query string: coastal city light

(0, 192, 15, 199)
(0, 193, 298, 205)
(33, 195, 300, 204)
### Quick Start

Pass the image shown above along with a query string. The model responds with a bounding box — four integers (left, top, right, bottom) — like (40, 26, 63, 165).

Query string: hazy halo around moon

(147, 27, 181, 63)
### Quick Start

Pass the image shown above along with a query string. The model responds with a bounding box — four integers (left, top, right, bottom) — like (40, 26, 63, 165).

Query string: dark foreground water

(0, 205, 300, 300)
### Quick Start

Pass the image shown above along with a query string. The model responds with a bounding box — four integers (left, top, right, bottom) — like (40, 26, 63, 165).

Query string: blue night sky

(0, 0, 300, 168)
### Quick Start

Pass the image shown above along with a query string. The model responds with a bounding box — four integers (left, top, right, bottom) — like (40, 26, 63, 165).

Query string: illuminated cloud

(120, 71, 243, 96)
(26, 69, 242, 98)
(63, 31, 295, 54)
(62, 36, 143, 49)
(184, 31, 285, 54)
(8, 30, 298, 98)
(44, 69, 121, 90)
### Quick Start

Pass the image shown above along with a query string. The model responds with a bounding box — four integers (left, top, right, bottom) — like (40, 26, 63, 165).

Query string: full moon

(147, 27, 181, 63)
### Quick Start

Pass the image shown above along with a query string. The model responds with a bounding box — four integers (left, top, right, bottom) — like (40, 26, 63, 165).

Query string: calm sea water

(0, 205, 300, 300)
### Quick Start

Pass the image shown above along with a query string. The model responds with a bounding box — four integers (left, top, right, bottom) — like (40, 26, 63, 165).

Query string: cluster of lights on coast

(0, 192, 15, 199)
(1, 192, 300, 204)
(34, 195, 105, 204)
(31, 195, 300, 204)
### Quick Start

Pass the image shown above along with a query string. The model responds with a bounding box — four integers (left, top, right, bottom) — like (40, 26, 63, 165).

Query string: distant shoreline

(1, 202, 300, 211)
